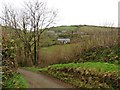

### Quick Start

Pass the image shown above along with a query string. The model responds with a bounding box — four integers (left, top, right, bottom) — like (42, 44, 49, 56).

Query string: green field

(41, 44, 72, 53)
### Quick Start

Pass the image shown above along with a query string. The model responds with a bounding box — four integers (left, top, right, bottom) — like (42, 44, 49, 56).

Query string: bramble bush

(2, 37, 16, 86)
(78, 45, 120, 64)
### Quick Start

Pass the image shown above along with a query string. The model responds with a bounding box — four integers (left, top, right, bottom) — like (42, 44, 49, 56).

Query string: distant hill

(47, 25, 118, 34)
(2, 25, 118, 47)
(48, 25, 78, 32)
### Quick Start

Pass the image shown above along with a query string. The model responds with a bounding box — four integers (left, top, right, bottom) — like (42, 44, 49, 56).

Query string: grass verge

(3, 72, 28, 89)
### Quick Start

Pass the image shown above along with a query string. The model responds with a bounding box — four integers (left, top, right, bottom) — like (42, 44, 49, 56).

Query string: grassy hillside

(39, 25, 118, 67)
(40, 25, 118, 46)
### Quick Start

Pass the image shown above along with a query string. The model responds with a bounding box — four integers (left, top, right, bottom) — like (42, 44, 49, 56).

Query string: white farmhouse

(57, 38, 70, 44)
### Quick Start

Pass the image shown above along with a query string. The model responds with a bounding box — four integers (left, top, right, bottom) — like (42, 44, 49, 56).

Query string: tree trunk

(37, 48, 41, 65)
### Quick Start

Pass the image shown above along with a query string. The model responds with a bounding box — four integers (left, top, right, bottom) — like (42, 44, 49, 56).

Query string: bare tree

(0, 0, 57, 66)
(24, 0, 57, 65)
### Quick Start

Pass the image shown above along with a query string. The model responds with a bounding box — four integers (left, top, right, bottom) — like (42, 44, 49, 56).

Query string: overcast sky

(0, 0, 119, 27)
